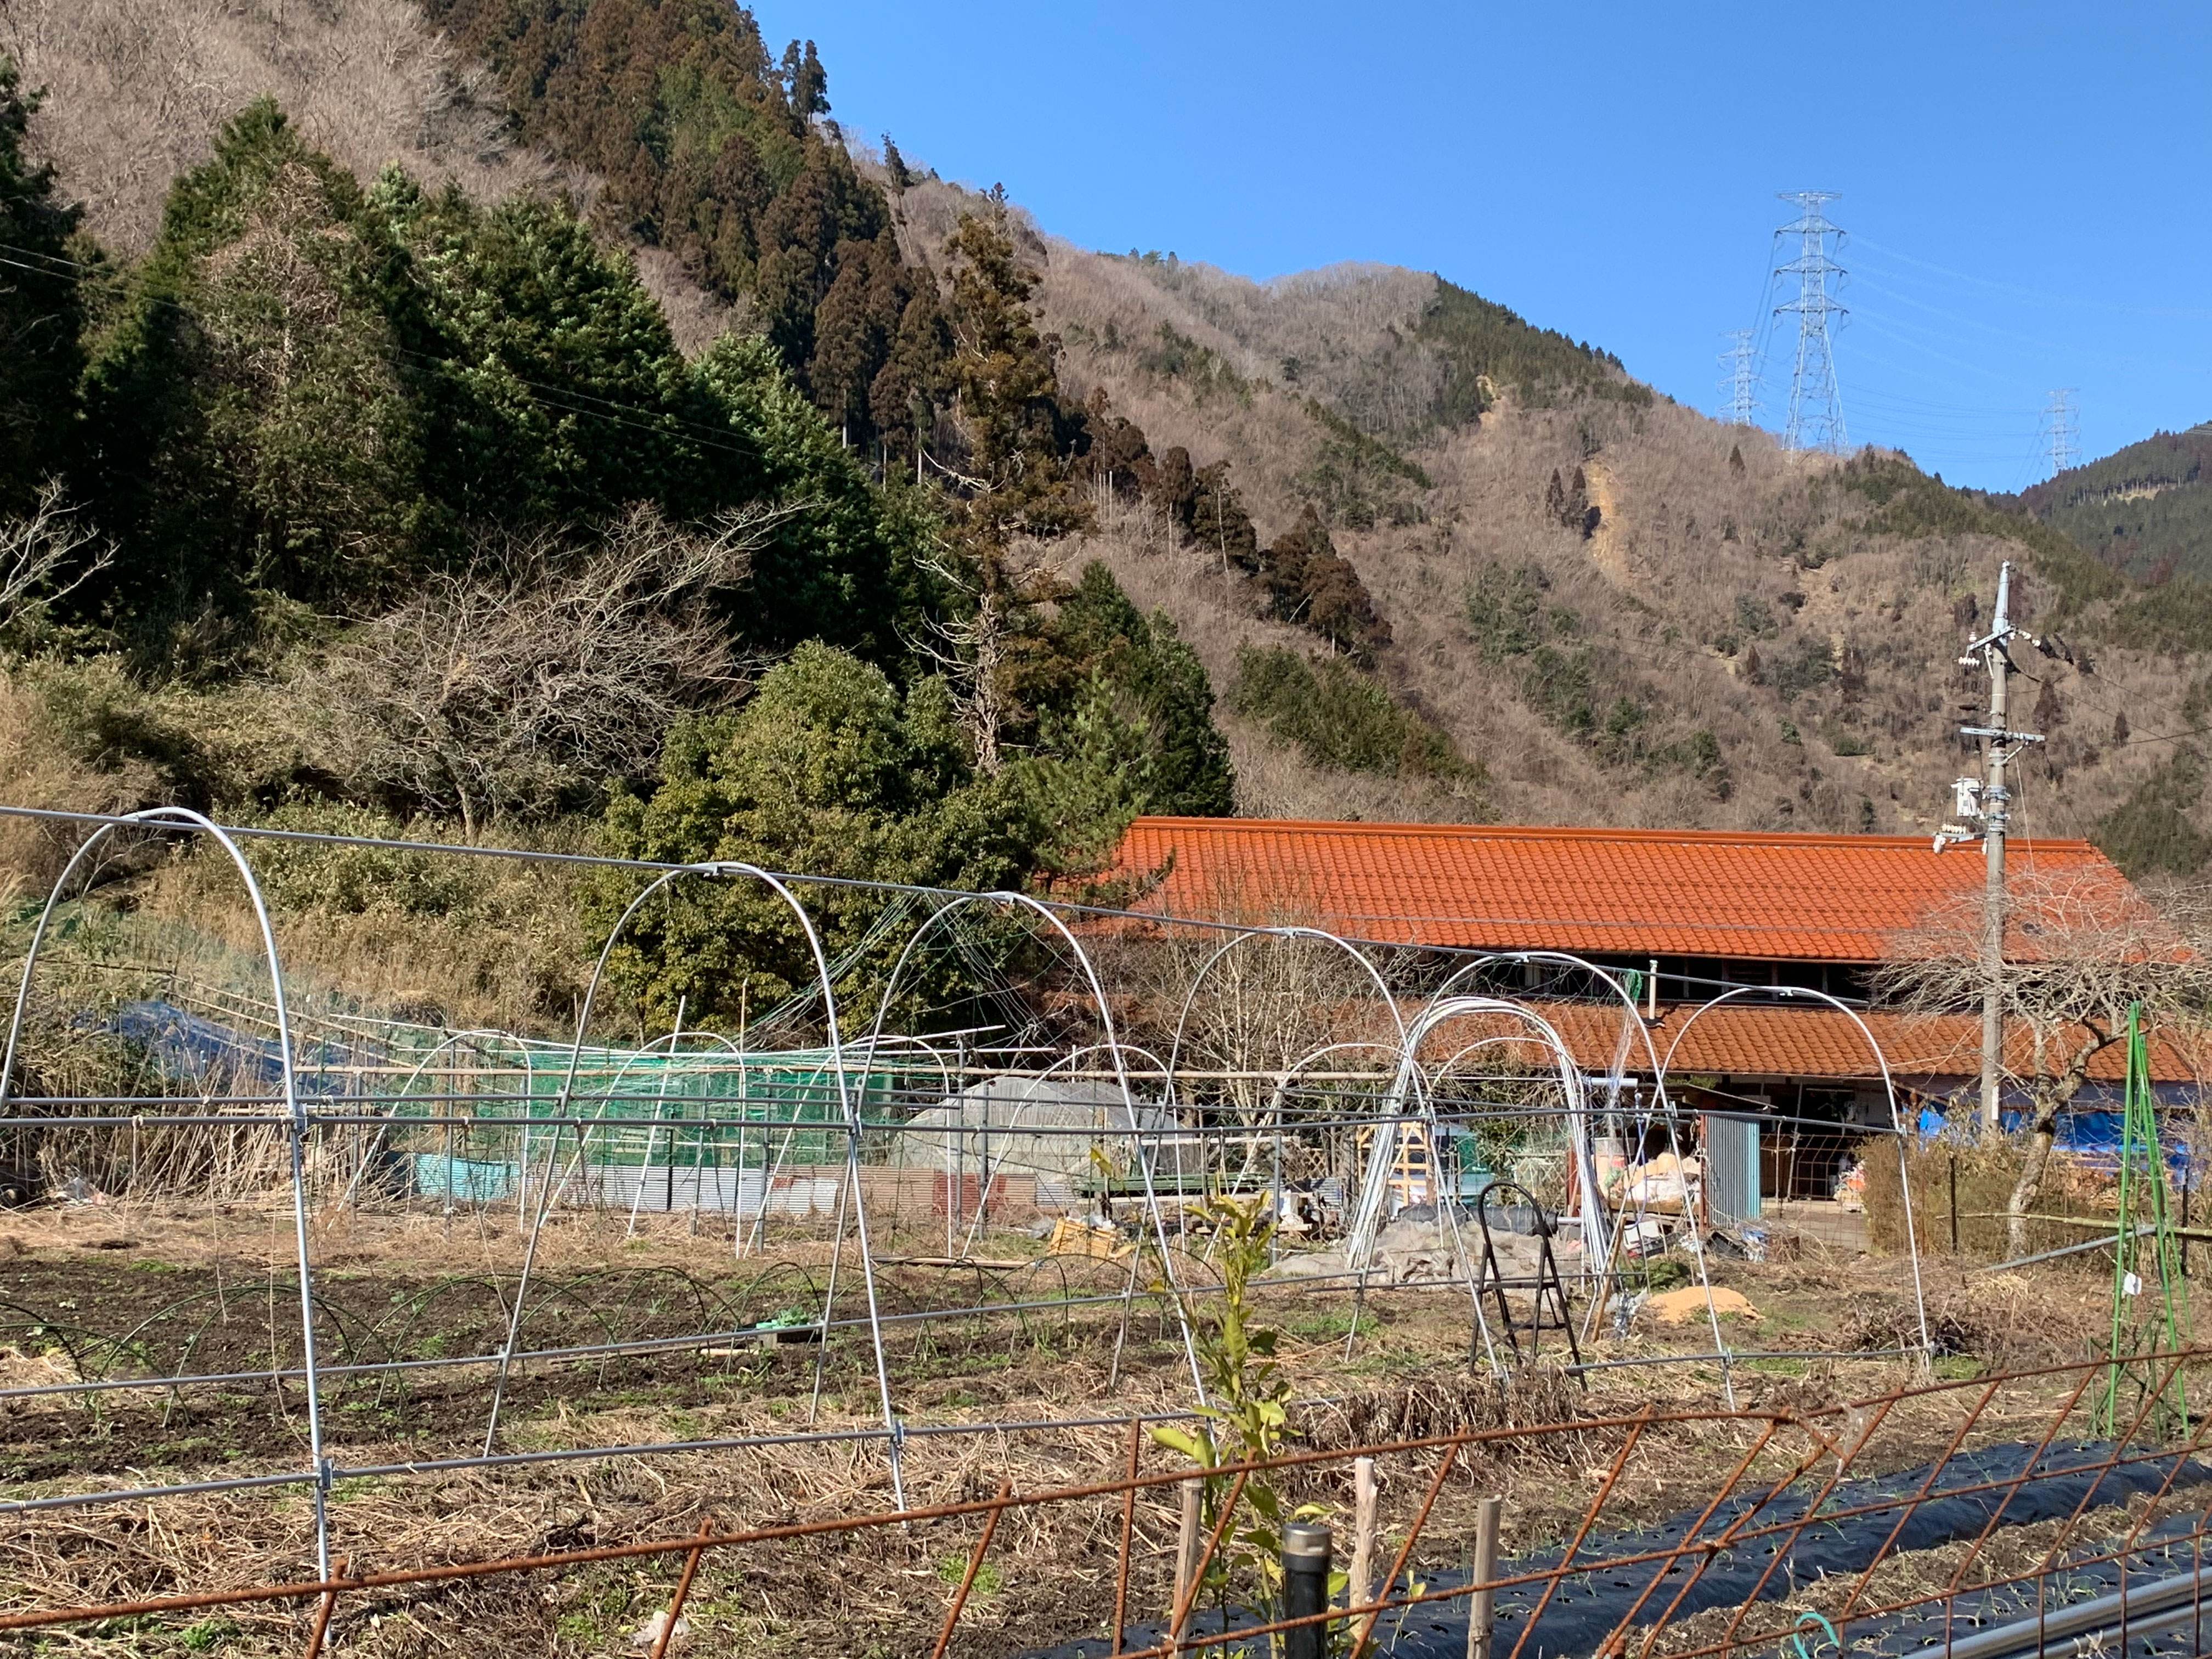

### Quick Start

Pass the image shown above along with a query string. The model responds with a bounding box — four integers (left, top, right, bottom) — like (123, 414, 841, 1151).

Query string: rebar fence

(3, 1350, 2210, 1657)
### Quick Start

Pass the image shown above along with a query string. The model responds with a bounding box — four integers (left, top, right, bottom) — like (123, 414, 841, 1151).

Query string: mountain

(2008, 423, 2212, 584)
(8, 0, 2212, 887)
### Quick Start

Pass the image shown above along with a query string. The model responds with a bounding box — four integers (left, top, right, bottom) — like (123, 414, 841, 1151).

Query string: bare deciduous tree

(1877, 870, 2212, 1256)
(0, 479, 113, 639)
(313, 500, 804, 837)
(1113, 878, 1388, 1126)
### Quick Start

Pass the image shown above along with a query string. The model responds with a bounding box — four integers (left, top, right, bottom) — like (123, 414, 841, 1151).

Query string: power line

(1850, 234, 2212, 321)
(1773, 191, 1849, 453)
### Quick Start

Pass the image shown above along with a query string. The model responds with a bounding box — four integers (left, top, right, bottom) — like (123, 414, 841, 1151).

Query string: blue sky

(765, 1, 2210, 492)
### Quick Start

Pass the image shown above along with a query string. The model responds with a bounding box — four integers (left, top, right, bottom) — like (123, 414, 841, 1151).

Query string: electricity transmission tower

(1773, 191, 1848, 453)
(2042, 388, 2080, 477)
(1718, 329, 1758, 426)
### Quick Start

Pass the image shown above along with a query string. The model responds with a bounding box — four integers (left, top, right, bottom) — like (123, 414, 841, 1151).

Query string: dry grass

(0, 665, 164, 900)
(1862, 1131, 2160, 1266)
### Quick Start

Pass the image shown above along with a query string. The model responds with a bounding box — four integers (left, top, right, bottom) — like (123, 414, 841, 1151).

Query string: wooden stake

(1349, 1455, 1379, 1611)
(1466, 1496, 1502, 1659)
(1174, 1478, 1203, 1613)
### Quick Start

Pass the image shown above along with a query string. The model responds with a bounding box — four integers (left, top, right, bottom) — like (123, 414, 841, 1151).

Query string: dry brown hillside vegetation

(906, 195, 2196, 852)
(0, 0, 561, 251)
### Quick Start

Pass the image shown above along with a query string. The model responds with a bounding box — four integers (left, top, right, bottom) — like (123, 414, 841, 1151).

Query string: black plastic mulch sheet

(1020, 1440, 2212, 1658)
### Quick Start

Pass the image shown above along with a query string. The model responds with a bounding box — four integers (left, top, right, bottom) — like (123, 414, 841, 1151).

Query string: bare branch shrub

(308, 500, 802, 836)
(1109, 877, 1387, 1125)
(0, 478, 112, 640)
(1875, 868, 2212, 1254)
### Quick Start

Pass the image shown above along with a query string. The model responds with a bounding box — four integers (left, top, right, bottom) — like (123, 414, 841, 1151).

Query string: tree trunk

(2005, 1037, 2108, 1258)
(2006, 1113, 2059, 1260)
(965, 586, 1007, 777)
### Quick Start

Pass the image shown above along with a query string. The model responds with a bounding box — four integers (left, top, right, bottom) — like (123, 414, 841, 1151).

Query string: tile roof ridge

(1125, 816, 2101, 855)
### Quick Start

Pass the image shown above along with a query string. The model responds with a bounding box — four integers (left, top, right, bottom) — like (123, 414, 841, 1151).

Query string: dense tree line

(420, 0, 949, 462)
(0, 61, 82, 516)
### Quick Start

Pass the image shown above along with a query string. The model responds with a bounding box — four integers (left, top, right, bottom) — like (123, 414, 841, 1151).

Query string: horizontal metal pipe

(1918, 1562, 2212, 1659)
(1566, 1347, 1919, 1374)
(0, 1405, 1759, 1630)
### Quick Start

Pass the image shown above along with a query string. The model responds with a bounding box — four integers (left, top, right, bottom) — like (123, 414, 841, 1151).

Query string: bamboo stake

(1349, 1455, 1378, 1611)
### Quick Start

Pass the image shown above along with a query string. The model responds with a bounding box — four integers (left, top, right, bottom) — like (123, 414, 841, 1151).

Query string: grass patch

(936, 1553, 1005, 1596)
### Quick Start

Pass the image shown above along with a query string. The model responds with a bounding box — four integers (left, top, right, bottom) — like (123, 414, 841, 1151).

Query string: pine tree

(0, 58, 84, 512)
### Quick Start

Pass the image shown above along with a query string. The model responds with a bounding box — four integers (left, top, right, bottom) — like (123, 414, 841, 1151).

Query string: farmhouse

(1110, 817, 2202, 1215)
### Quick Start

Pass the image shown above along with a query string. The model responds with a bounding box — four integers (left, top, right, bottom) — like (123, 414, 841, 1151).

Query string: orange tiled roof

(1113, 817, 2143, 964)
(1482, 1001, 2208, 1087)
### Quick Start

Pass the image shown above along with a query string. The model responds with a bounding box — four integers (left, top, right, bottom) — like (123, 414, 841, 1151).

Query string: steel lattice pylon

(1774, 190, 1848, 453)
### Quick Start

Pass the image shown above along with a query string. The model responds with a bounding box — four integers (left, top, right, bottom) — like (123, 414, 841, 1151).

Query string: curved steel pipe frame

(478, 859, 909, 1505)
(0, 801, 1947, 1554)
(860, 889, 1207, 1400)
(1653, 983, 1934, 1365)
(0, 807, 336, 1577)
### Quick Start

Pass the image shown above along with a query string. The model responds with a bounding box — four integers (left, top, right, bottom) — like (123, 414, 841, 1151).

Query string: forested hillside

(0, 12, 1239, 1036)
(5, 0, 2212, 1048)
(2008, 423, 2212, 584)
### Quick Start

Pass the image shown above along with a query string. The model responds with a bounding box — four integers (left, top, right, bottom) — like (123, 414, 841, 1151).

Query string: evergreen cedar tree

(0, 59, 84, 512)
(419, 0, 949, 461)
(1543, 466, 1599, 539)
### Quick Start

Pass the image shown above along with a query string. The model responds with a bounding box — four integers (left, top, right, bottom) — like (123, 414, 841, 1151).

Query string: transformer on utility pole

(1934, 561, 2046, 1128)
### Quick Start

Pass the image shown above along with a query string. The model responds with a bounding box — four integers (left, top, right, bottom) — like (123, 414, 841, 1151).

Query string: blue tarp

(100, 999, 369, 1096)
